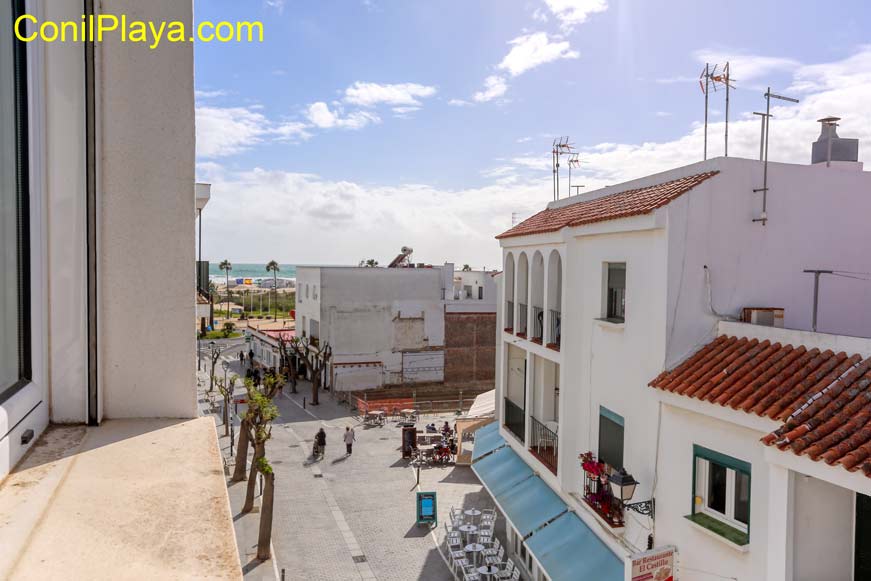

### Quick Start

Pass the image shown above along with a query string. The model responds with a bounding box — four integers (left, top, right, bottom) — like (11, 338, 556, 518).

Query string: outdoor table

(477, 564, 502, 579)
(401, 409, 417, 419)
(464, 508, 482, 518)
(458, 523, 478, 543)
(465, 543, 485, 566)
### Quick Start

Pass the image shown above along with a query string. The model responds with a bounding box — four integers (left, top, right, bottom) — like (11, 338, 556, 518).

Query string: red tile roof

(650, 335, 871, 477)
(496, 171, 719, 239)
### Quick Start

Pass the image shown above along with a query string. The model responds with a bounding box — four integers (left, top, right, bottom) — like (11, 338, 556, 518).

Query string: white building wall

(99, 0, 196, 418)
(665, 157, 871, 368)
(792, 474, 854, 581)
(656, 404, 771, 581)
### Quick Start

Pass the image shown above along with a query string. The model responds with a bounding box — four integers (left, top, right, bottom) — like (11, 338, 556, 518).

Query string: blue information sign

(416, 491, 437, 526)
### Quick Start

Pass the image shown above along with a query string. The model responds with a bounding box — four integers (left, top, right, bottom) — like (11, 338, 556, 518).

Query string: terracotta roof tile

(650, 335, 871, 478)
(496, 171, 719, 239)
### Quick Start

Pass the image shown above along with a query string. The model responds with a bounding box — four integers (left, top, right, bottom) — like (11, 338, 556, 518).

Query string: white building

(0, 0, 237, 576)
(295, 263, 496, 391)
(484, 125, 871, 580)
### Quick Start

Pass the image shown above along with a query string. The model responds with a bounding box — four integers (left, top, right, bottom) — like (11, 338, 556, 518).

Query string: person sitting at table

(441, 421, 452, 435)
(426, 422, 437, 433)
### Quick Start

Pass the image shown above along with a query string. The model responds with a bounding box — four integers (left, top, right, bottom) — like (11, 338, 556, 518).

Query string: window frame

(692, 445, 751, 537)
(598, 406, 625, 471)
(604, 262, 626, 323)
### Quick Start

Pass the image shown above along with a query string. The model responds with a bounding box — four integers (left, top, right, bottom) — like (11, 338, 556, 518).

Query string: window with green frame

(687, 445, 751, 546)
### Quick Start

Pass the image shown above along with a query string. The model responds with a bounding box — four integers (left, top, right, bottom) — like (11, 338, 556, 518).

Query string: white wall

(666, 157, 871, 368)
(792, 474, 854, 581)
(98, 0, 196, 418)
(656, 404, 770, 581)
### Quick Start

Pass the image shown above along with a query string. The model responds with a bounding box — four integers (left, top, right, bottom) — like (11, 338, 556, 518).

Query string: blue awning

(526, 512, 624, 581)
(498, 475, 567, 538)
(471, 446, 534, 497)
(472, 422, 505, 461)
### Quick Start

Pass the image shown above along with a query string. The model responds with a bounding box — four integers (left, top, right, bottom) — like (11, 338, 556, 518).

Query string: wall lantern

(611, 468, 655, 519)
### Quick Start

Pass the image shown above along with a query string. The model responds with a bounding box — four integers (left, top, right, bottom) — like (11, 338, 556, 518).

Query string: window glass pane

(598, 410, 624, 470)
(606, 263, 626, 321)
(1, 0, 26, 393)
(734, 470, 750, 525)
(707, 463, 727, 514)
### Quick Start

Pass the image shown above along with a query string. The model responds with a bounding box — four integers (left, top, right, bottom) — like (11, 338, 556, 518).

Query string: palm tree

(266, 260, 280, 320)
(219, 260, 232, 319)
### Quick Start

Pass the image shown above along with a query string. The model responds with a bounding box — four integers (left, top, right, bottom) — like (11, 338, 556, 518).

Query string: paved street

(201, 355, 504, 581)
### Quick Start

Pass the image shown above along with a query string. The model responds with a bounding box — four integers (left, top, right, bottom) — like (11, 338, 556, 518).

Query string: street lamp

(222, 359, 230, 387)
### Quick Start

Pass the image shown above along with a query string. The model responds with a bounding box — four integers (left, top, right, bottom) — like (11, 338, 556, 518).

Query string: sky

(195, 0, 871, 269)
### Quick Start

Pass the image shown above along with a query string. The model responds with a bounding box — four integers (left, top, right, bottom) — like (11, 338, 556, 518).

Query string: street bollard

(281, 569, 286, 581)
(303, 397, 306, 409)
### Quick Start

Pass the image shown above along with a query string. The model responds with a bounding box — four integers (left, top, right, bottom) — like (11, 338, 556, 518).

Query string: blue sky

(195, 0, 871, 267)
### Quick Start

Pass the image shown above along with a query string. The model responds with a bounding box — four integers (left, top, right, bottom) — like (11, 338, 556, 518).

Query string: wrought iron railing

(530, 416, 558, 475)
(579, 451, 623, 527)
(548, 309, 561, 348)
(517, 303, 528, 336)
(531, 307, 543, 342)
(504, 397, 525, 443)
(505, 300, 514, 331)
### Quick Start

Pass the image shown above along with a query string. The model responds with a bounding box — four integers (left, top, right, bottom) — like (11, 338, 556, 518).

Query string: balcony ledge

(595, 318, 625, 331)
(684, 513, 749, 553)
(0, 418, 241, 579)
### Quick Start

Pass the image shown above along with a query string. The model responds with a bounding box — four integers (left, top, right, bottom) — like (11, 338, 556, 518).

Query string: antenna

(551, 136, 575, 201)
(752, 87, 799, 225)
(699, 62, 736, 159)
(567, 154, 583, 196)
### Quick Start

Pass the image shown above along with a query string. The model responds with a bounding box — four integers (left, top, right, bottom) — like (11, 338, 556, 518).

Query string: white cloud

(305, 102, 380, 130)
(498, 32, 579, 77)
(473, 76, 508, 103)
(264, 0, 285, 12)
(343, 82, 437, 107)
(196, 106, 312, 158)
(655, 111, 672, 118)
(448, 98, 472, 107)
(543, 0, 608, 30)
(693, 50, 801, 82)
(392, 106, 420, 118)
(195, 89, 227, 99)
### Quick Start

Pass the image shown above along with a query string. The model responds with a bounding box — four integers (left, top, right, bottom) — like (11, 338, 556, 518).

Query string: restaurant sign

(628, 545, 677, 581)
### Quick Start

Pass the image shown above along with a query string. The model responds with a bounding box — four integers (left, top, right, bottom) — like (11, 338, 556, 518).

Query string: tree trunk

(256, 469, 275, 560)
(242, 442, 264, 513)
(232, 419, 250, 482)
(223, 395, 230, 437)
(311, 366, 320, 405)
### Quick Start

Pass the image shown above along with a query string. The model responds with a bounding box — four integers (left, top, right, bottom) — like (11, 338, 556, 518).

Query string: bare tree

(216, 375, 238, 437)
(256, 456, 276, 560)
(276, 334, 298, 394)
(209, 346, 222, 393)
(232, 371, 283, 482)
(289, 337, 332, 405)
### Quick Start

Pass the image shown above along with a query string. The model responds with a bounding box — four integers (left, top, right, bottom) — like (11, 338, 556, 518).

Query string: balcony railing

(548, 309, 561, 350)
(579, 451, 623, 527)
(517, 303, 528, 337)
(505, 300, 514, 332)
(531, 306, 543, 343)
(504, 397, 525, 443)
(529, 416, 558, 475)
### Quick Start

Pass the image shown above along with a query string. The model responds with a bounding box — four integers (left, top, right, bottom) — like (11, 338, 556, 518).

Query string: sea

(208, 263, 297, 283)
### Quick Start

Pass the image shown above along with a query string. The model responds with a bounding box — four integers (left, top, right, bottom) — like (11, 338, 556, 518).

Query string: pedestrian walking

(239, 350, 245, 365)
(248, 348, 254, 366)
(343, 426, 356, 455)
(315, 428, 327, 459)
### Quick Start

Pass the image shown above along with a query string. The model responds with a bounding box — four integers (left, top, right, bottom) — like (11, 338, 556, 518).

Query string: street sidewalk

(198, 361, 279, 581)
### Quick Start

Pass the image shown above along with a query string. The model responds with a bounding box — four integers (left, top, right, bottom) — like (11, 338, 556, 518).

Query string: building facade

(1, 0, 198, 477)
(295, 263, 496, 392)
(486, 131, 871, 580)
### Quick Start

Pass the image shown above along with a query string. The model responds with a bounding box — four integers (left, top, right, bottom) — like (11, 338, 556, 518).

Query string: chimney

(812, 117, 861, 168)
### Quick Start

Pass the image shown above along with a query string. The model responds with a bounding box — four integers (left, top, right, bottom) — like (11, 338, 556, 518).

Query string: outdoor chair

(510, 568, 521, 580)
(452, 557, 469, 578)
(496, 559, 514, 579)
(485, 545, 505, 565)
(450, 506, 465, 521)
(476, 534, 492, 546)
(482, 538, 500, 557)
(450, 549, 466, 561)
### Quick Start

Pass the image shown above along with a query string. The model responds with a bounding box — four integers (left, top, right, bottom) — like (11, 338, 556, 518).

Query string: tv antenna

(552, 136, 575, 201)
(699, 62, 735, 159)
(567, 154, 584, 197)
(752, 87, 799, 225)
